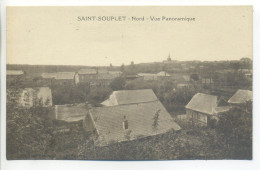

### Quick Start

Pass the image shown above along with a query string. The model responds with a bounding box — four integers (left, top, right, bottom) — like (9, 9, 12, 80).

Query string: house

(54, 103, 90, 122)
(228, 89, 253, 105)
(185, 93, 230, 126)
(138, 73, 158, 81)
(182, 75, 190, 82)
(177, 83, 190, 90)
(156, 71, 171, 81)
(7, 70, 26, 83)
(78, 68, 97, 83)
(93, 73, 117, 87)
(41, 72, 56, 84)
(41, 72, 79, 85)
(84, 100, 181, 146)
(108, 71, 122, 77)
(54, 72, 79, 85)
(41, 72, 56, 79)
(97, 69, 109, 74)
(19, 87, 52, 107)
(101, 89, 158, 106)
(201, 78, 213, 87)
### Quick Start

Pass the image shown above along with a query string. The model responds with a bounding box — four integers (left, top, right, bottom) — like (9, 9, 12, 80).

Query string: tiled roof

(185, 93, 218, 115)
(88, 100, 181, 146)
(7, 70, 24, 75)
(101, 89, 158, 106)
(228, 89, 253, 104)
(78, 68, 97, 75)
(55, 103, 89, 122)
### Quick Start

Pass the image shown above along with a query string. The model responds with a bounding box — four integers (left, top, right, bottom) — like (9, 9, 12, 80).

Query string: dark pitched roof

(78, 68, 97, 75)
(185, 93, 218, 115)
(228, 89, 253, 104)
(88, 100, 181, 146)
(55, 103, 89, 122)
(101, 89, 158, 106)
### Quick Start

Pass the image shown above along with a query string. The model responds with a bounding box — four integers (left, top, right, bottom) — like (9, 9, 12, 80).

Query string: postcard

(6, 6, 252, 160)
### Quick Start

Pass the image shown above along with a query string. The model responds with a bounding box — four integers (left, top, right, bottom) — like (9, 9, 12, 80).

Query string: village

(6, 56, 253, 160)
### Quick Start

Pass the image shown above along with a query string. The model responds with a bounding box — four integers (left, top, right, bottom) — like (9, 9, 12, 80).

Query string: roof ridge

(96, 99, 160, 109)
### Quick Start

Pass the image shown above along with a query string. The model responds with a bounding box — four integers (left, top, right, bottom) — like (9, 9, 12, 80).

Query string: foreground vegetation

(7, 99, 252, 160)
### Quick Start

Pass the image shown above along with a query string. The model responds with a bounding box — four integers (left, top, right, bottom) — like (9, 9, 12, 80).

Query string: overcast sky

(7, 6, 252, 66)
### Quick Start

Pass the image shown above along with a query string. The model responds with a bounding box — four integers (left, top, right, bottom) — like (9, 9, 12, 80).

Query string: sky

(7, 6, 252, 66)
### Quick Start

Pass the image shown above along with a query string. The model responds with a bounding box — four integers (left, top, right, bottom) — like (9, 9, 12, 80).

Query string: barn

(228, 89, 253, 105)
(78, 68, 97, 83)
(84, 89, 181, 146)
(185, 93, 231, 126)
(84, 100, 181, 146)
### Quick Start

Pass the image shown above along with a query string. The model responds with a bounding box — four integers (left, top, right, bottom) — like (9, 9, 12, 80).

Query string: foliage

(152, 110, 160, 131)
(109, 77, 126, 91)
(215, 102, 252, 159)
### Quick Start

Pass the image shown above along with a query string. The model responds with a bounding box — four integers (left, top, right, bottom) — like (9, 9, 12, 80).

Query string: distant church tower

(167, 53, 172, 61)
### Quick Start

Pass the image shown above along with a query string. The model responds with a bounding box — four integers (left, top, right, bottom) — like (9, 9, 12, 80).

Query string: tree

(109, 63, 113, 70)
(190, 73, 199, 81)
(215, 101, 252, 159)
(120, 64, 125, 73)
(109, 77, 126, 91)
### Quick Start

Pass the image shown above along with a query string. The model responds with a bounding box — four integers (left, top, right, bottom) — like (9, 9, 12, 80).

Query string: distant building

(7, 70, 26, 83)
(41, 72, 78, 85)
(177, 83, 190, 90)
(201, 78, 213, 87)
(138, 71, 171, 81)
(156, 71, 171, 81)
(108, 71, 122, 77)
(101, 89, 158, 106)
(228, 89, 253, 106)
(93, 73, 117, 87)
(84, 89, 181, 146)
(138, 73, 158, 81)
(185, 93, 230, 126)
(78, 68, 97, 83)
(125, 75, 139, 80)
(54, 72, 79, 85)
(19, 87, 52, 108)
(182, 75, 190, 82)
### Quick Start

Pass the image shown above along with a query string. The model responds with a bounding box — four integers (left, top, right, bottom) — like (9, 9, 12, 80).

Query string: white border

(1, 0, 260, 170)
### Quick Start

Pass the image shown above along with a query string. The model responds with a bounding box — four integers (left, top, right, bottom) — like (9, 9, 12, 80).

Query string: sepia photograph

(5, 6, 253, 161)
